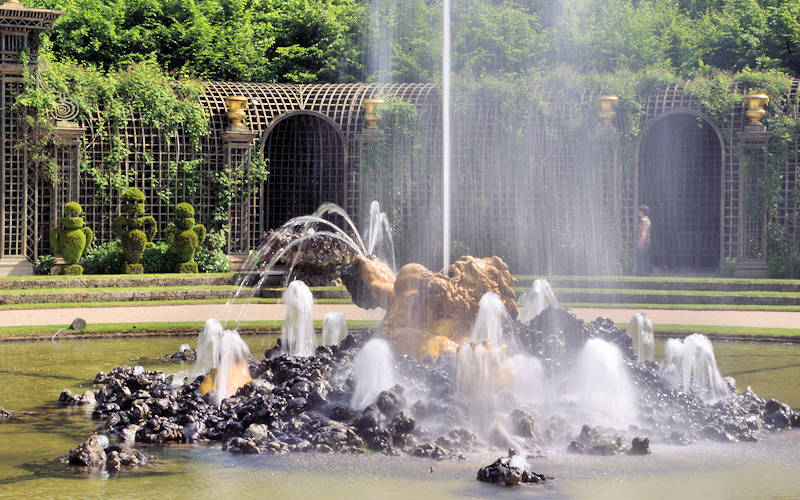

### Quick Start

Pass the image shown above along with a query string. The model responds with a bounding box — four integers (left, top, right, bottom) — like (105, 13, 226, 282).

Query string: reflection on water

(0, 336, 798, 498)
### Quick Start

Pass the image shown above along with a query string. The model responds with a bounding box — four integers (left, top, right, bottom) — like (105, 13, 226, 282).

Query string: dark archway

(261, 112, 347, 230)
(638, 112, 723, 271)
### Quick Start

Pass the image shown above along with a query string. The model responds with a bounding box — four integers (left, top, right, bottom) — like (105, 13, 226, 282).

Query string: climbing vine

(14, 42, 209, 198)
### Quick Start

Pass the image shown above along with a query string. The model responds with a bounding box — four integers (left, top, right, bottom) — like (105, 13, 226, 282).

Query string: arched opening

(638, 112, 723, 271)
(261, 112, 347, 229)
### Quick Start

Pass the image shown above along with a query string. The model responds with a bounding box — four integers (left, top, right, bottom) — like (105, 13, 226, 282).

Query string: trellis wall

(8, 75, 800, 274)
(32, 83, 437, 260)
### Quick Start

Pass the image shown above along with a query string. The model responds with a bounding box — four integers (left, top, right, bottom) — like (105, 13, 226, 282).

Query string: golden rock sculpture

(342, 254, 517, 357)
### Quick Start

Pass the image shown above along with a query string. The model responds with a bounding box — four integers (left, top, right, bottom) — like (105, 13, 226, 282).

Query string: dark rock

(567, 425, 627, 455)
(65, 435, 107, 467)
(390, 412, 415, 435)
(628, 436, 651, 455)
(510, 409, 535, 437)
(476, 449, 551, 486)
(0, 408, 12, 422)
(376, 386, 406, 416)
(764, 399, 798, 430)
(59, 389, 96, 406)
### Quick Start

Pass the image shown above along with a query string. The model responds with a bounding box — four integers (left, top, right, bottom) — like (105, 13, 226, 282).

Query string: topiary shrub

(165, 202, 206, 273)
(112, 187, 156, 274)
(49, 201, 94, 275)
(82, 240, 124, 274)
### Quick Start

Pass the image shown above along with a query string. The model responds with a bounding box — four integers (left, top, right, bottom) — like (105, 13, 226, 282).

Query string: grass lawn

(0, 284, 241, 295)
(625, 323, 800, 339)
(515, 274, 800, 285)
(0, 297, 355, 310)
(546, 287, 800, 297)
(0, 272, 235, 280)
(566, 302, 800, 312)
(0, 319, 382, 338)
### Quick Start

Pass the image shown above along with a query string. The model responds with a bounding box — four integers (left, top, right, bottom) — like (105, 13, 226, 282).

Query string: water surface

(1, 335, 798, 499)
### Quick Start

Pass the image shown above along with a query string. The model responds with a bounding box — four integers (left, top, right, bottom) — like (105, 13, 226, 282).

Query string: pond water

(1, 335, 798, 499)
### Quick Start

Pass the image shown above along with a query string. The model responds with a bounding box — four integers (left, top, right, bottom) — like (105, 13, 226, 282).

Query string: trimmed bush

(112, 187, 157, 274)
(165, 202, 206, 273)
(62, 264, 83, 275)
(49, 201, 94, 275)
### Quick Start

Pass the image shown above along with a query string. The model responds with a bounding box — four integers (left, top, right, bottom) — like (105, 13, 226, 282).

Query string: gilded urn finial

(362, 98, 385, 129)
(743, 94, 769, 129)
(597, 95, 619, 127)
(224, 95, 249, 129)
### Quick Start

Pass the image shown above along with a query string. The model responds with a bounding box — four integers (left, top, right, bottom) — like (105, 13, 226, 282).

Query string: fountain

(194, 319, 252, 404)
(627, 312, 655, 362)
(322, 312, 348, 346)
(518, 279, 559, 324)
(280, 280, 315, 357)
(363, 200, 397, 271)
(350, 338, 396, 410)
(662, 333, 729, 402)
(564, 338, 638, 428)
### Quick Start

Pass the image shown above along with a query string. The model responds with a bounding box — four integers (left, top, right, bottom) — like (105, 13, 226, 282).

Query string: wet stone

(476, 449, 551, 487)
(628, 436, 651, 455)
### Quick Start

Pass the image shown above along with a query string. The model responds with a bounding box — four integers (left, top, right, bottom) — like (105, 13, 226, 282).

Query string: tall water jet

(322, 312, 347, 346)
(350, 338, 396, 410)
(627, 313, 655, 362)
(194, 320, 252, 404)
(662, 333, 729, 402)
(281, 280, 315, 357)
(565, 338, 638, 428)
(442, 0, 451, 273)
(518, 279, 559, 323)
(363, 200, 396, 271)
(470, 292, 508, 347)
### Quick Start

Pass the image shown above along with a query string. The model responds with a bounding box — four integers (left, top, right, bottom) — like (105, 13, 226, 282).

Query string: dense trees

(22, 0, 800, 82)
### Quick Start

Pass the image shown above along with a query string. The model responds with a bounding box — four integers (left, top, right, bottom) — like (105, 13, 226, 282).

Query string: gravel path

(1, 302, 799, 330)
(0, 303, 385, 327)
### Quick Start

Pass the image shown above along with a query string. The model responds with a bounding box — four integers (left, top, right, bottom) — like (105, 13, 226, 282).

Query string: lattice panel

(2, 78, 25, 258)
(639, 113, 722, 269)
(263, 114, 347, 230)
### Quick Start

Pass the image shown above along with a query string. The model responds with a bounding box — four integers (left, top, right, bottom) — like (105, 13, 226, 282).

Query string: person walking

(636, 204, 653, 276)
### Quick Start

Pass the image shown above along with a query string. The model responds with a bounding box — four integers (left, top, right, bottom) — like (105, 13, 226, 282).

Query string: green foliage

(141, 242, 178, 274)
(82, 240, 125, 274)
(34, 254, 56, 275)
(195, 246, 232, 273)
(15, 50, 208, 196)
(720, 257, 738, 277)
(31, 0, 365, 83)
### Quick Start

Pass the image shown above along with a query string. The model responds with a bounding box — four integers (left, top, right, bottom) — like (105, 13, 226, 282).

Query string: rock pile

(60, 434, 150, 471)
(259, 228, 356, 286)
(59, 306, 800, 477)
(476, 449, 551, 486)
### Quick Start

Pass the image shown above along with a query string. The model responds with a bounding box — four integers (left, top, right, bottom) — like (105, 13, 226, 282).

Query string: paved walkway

(572, 308, 800, 329)
(0, 303, 385, 327)
(1, 303, 799, 330)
